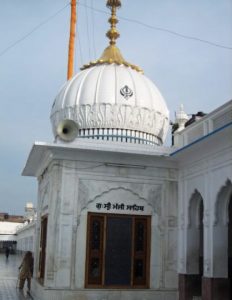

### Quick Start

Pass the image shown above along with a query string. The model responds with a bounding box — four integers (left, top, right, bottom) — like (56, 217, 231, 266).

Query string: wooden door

(38, 216, 48, 282)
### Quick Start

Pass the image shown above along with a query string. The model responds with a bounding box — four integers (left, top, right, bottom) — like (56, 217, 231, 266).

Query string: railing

(174, 100, 232, 147)
(78, 128, 162, 145)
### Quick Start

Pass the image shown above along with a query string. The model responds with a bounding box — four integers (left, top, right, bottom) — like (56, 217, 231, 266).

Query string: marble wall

(32, 146, 178, 300)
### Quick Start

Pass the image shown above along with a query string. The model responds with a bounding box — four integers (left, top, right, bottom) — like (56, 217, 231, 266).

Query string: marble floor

(0, 253, 33, 300)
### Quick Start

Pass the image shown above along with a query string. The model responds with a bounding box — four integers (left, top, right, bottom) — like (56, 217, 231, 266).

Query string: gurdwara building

(22, 1, 232, 299)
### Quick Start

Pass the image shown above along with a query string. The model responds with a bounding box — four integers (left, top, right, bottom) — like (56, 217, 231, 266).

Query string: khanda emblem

(120, 85, 133, 100)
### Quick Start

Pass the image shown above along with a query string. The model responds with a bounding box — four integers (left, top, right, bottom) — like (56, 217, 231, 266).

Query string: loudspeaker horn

(56, 119, 78, 142)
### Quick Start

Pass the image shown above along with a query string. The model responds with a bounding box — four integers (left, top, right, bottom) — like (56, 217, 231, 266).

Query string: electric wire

(0, 2, 70, 58)
(120, 16, 232, 50)
(84, 0, 92, 60)
(76, 26, 84, 68)
(78, 1, 232, 50)
(74, 2, 78, 73)
(90, 0, 97, 59)
(0, 1, 231, 60)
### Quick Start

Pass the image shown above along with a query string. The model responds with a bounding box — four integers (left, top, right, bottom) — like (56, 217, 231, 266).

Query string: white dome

(51, 63, 169, 145)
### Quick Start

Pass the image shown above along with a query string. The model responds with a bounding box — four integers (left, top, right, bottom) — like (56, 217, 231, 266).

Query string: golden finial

(81, 0, 143, 73)
(106, 0, 121, 45)
(106, 0, 121, 7)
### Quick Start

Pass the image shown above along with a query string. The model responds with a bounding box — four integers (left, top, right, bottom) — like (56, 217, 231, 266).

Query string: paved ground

(0, 253, 33, 300)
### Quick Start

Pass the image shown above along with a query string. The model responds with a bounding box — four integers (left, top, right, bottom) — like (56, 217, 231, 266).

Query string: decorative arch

(81, 186, 155, 215)
(214, 179, 232, 226)
(212, 179, 232, 278)
(92, 186, 147, 203)
(186, 189, 204, 275)
(188, 189, 204, 229)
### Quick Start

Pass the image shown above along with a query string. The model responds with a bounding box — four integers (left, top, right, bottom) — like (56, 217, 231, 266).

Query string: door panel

(105, 216, 132, 286)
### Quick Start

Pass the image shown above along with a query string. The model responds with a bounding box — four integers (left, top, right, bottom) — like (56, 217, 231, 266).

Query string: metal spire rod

(67, 0, 77, 80)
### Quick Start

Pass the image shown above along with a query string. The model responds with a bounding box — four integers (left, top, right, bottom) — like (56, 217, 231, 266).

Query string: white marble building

(172, 100, 232, 299)
(16, 221, 35, 254)
(0, 221, 23, 253)
(15, 202, 36, 254)
(22, 1, 232, 300)
(23, 140, 178, 300)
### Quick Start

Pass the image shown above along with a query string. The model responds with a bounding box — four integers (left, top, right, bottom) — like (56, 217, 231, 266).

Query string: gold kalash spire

(81, 0, 143, 73)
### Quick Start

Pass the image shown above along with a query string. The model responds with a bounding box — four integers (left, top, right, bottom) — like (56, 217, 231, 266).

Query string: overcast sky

(0, 0, 232, 215)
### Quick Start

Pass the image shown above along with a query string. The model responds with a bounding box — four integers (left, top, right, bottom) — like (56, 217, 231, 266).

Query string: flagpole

(67, 0, 77, 80)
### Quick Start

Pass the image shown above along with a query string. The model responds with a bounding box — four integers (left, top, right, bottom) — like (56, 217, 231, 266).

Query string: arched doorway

(203, 180, 232, 300)
(179, 190, 204, 300)
(214, 180, 232, 279)
(199, 199, 204, 279)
